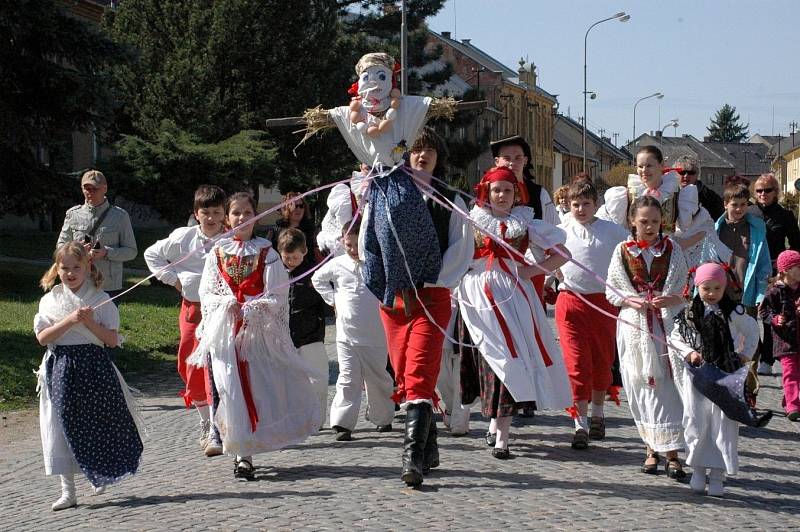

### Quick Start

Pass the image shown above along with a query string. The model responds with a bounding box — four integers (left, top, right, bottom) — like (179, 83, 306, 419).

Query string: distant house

(702, 142, 771, 181)
(765, 132, 800, 192)
(554, 114, 630, 188)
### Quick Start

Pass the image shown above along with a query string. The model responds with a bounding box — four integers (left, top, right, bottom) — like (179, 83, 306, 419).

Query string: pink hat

(777, 250, 800, 273)
(695, 262, 727, 287)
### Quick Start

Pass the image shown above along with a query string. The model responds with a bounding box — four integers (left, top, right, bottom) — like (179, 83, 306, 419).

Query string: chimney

(461, 38, 471, 45)
(656, 130, 663, 139)
(441, 31, 451, 39)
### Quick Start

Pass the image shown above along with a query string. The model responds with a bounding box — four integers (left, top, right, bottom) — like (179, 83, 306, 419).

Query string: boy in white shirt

(555, 178, 629, 449)
(312, 219, 395, 441)
(144, 185, 226, 456)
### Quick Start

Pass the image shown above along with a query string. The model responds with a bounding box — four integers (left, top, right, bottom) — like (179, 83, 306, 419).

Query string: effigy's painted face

(358, 65, 393, 110)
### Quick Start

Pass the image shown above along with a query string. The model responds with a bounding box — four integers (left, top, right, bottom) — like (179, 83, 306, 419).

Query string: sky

(428, 0, 800, 146)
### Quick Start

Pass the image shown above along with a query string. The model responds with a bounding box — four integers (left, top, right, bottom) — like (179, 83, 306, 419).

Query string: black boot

(423, 419, 439, 474)
(401, 403, 431, 486)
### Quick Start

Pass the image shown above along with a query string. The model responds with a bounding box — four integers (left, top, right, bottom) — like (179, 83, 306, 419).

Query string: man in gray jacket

(57, 170, 137, 299)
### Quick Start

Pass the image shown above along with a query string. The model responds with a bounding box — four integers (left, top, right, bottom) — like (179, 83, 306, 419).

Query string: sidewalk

(1, 323, 798, 530)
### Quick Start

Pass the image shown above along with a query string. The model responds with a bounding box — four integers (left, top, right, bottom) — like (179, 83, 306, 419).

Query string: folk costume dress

(605, 237, 689, 451)
(670, 297, 759, 475)
(190, 237, 323, 457)
(456, 205, 572, 417)
(597, 171, 731, 269)
(34, 283, 143, 487)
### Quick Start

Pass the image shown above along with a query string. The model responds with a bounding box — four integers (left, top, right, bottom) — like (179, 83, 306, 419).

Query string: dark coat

(754, 201, 800, 263)
(696, 180, 724, 221)
(759, 282, 800, 359)
(287, 256, 327, 348)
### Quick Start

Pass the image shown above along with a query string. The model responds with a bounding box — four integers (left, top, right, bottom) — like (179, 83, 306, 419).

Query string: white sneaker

(757, 362, 773, 376)
(199, 419, 211, 449)
(93, 485, 106, 496)
(689, 468, 707, 494)
(708, 469, 725, 497)
(205, 428, 224, 457)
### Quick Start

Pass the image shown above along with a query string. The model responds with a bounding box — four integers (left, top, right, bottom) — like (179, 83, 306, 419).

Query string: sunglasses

(293, 202, 306, 210)
(755, 188, 774, 194)
(676, 169, 697, 177)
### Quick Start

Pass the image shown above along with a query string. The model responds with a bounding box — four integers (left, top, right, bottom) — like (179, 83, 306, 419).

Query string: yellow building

(427, 31, 557, 191)
(770, 134, 800, 193)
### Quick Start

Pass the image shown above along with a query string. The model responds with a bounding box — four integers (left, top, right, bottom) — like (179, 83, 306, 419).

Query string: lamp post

(660, 118, 679, 134)
(583, 12, 630, 173)
(632, 92, 663, 143)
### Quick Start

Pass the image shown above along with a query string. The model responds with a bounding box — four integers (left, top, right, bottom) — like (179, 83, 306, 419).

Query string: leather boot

(423, 419, 439, 474)
(401, 402, 431, 486)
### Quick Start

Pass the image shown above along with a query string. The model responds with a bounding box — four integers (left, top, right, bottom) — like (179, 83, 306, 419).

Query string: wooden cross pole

(264, 100, 489, 129)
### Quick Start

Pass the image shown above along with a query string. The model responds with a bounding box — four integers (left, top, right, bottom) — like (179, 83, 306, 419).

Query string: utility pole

(598, 128, 605, 173)
(791, 121, 798, 147)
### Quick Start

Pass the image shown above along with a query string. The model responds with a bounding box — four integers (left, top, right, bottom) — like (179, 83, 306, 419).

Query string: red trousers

(380, 287, 451, 403)
(178, 299, 209, 407)
(555, 291, 617, 403)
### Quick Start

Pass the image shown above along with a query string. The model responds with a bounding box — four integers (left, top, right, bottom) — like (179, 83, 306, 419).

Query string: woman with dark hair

(270, 192, 322, 264)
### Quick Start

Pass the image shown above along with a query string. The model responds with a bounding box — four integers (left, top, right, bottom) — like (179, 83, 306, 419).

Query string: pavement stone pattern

(1, 316, 799, 531)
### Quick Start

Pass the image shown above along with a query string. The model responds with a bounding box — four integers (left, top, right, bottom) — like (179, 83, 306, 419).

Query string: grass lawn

(0, 227, 170, 270)
(0, 261, 182, 411)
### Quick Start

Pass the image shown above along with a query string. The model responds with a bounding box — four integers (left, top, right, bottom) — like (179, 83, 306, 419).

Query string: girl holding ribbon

(190, 192, 323, 480)
(455, 166, 572, 459)
(605, 195, 690, 478)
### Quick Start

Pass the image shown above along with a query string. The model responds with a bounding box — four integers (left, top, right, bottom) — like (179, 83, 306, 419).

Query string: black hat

(686, 363, 773, 428)
(490, 135, 532, 159)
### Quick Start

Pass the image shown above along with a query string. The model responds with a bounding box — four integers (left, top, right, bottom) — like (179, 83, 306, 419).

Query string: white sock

(591, 402, 604, 418)
(574, 416, 589, 431)
(494, 416, 512, 449)
(196, 404, 210, 422)
(489, 417, 497, 435)
(52, 473, 76, 510)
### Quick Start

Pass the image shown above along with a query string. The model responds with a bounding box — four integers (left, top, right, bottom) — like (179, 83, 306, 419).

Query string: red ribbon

(216, 247, 270, 433)
(477, 224, 553, 366)
(347, 81, 359, 96)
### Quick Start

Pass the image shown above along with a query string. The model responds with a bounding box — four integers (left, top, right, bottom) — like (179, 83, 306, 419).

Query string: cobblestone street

(2, 322, 799, 531)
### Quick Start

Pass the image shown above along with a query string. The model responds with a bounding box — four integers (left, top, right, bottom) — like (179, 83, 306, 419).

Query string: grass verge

(0, 261, 182, 412)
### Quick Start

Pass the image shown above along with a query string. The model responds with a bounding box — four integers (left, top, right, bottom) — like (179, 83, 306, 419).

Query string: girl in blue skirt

(35, 241, 143, 510)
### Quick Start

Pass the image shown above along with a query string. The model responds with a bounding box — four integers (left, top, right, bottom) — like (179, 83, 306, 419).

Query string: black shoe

(401, 403, 431, 487)
(376, 424, 393, 433)
(518, 405, 535, 418)
(492, 447, 510, 459)
(333, 425, 353, 441)
(234, 457, 255, 480)
(485, 431, 496, 447)
(423, 420, 439, 474)
(571, 429, 589, 450)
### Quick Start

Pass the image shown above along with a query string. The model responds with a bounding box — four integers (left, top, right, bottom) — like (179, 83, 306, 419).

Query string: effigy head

(354, 53, 399, 111)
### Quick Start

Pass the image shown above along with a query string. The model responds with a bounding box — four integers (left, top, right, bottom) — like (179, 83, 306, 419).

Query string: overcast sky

(428, 0, 800, 145)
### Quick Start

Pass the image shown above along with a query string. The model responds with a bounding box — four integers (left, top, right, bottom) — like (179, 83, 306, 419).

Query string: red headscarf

(474, 166, 529, 208)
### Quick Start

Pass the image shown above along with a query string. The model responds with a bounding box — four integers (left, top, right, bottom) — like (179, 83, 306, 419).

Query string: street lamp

(632, 92, 663, 143)
(660, 118, 679, 136)
(583, 12, 630, 173)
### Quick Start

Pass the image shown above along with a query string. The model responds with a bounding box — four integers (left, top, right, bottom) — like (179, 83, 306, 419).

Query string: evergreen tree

(0, 0, 129, 218)
(707, 104, 749, 142)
